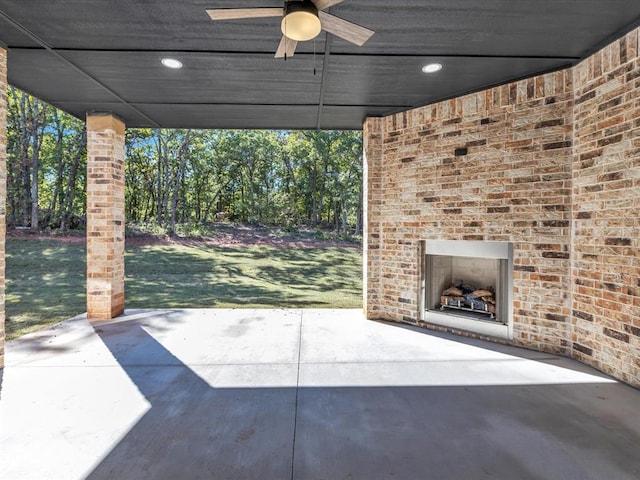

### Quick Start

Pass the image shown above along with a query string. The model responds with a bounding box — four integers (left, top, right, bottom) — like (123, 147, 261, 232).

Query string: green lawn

(5, 238, 363, 340)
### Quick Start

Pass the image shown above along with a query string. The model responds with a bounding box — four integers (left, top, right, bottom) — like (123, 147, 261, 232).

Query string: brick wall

(572, 29, 640, 385)
(363, 117, 385, 318)
(364, 28, 640, 386)
(86, 113, 126, 320)
(0, 47, 6, 367)
(365, 70, 575, 355)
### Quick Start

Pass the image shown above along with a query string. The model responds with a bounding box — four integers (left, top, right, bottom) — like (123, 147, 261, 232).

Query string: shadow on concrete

(87, 322, 296, 480)
(381, 320, 615, 377)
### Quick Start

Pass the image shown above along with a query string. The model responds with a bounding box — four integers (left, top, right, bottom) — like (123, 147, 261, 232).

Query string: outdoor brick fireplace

(420, 240, 513, 339)
(363, 27, 640, 387)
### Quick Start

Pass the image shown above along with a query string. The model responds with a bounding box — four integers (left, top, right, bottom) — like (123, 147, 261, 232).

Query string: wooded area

(6, 87, 364, 235)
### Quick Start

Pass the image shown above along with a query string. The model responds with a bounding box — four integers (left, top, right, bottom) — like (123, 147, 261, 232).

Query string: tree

(7, 87, 86, 230)
(7, 87, 49, 228)
(6, 88, 365, 235)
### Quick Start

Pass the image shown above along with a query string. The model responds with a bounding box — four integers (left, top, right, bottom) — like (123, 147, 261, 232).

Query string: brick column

(362, 117, 384, 319)
(86, 113, 125, 320)
(0, 48, 7, 366)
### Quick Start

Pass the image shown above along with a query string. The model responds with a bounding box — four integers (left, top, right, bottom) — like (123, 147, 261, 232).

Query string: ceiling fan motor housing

(284, 0, 319, 16)
(282, 0, 321, 41)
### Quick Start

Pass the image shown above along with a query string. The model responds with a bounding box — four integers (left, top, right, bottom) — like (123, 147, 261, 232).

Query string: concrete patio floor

(1, 308, 639, 480)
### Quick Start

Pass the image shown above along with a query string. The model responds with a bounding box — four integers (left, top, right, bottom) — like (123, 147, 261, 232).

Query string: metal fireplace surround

(420, 240, 514, 340)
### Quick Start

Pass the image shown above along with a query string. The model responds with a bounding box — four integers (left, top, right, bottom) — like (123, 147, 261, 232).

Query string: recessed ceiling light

(161, 58, 183, 69)
(422, 63, 443, 74)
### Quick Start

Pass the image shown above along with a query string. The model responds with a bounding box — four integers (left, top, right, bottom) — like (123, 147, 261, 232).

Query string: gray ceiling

(1, 0, 639, 130)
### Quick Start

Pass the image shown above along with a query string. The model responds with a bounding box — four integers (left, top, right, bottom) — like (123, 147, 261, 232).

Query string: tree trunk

(355, 187, 363, 235)
(155, 131, 163, 225)
(60, 129, 86, 231)
(169, 131, 190, 236)
(18, 92, 32, 227)
(26, 96, 48, 230)
(144, 190, 156, 222)
(30, 137, 39, 230)
(282, 153, 301, 226)
(162, 142, 171, 228)
(47, 112, 66, 227)
(341, 196, 348, 235)
(311, 164, 318, 226)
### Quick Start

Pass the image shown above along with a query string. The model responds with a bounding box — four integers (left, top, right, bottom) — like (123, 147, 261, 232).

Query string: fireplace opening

(420, 241, 513, 339)
(431, 256, 501, 321)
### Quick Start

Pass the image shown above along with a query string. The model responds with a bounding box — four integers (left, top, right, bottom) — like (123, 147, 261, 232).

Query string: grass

(5, 237, 363, 340)
(6, 239, 87, 340)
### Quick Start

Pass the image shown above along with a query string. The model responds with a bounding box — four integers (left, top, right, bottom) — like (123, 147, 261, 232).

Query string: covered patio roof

(1, 0, 640, 130)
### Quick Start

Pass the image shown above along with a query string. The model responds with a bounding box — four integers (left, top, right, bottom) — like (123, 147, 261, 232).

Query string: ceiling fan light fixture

(281, 0, 321, 42)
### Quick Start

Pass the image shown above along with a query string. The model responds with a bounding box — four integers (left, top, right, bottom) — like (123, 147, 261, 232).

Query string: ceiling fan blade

(206, 8, 282, 21)
(275, 36, 298, 58)
(318, 11, 374, 46)
(313, 0, 344, 10)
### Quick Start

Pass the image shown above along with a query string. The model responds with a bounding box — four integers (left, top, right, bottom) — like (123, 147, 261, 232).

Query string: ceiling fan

(206, 0, 374, 58)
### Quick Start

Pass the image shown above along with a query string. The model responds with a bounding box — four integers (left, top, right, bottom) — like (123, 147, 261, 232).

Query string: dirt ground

(7, 224, 361, 249)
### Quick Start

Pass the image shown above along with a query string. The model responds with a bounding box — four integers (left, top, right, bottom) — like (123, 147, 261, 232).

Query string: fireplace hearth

(420, 240, 513, 339)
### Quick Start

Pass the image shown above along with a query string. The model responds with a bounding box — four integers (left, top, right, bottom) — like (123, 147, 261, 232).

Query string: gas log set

(440, 282, 496, 318)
